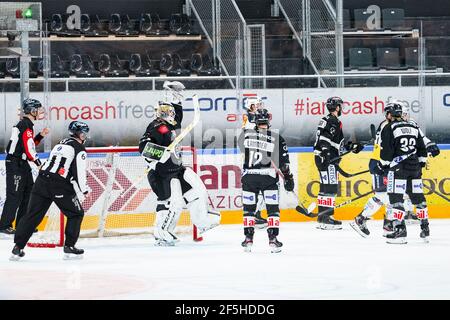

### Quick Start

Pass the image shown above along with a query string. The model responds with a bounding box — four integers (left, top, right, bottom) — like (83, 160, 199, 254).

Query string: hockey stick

(328, 124, 377, 163)
(313, 187, 385, 217)
(336, 166, 370, 178)
(273, 164, 317, 217)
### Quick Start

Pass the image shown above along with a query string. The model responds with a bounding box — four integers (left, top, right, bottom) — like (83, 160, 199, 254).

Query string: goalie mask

(156, 102, 177, 126)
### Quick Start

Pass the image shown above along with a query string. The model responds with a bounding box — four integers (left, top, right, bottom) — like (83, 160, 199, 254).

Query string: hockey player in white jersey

(11, 121, 90, 260)
(139, 81, 220, 246)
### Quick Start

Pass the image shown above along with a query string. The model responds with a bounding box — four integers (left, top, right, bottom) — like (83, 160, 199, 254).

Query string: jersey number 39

(400, 137, 416, 152)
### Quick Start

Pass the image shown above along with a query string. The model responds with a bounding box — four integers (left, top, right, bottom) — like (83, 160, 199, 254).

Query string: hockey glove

(373, 162, 388, 176)
(319, 149, 331, 166)
(345, 141, 364, 154)
(283, 173, 295, 192)
(426, 142, 440, 157)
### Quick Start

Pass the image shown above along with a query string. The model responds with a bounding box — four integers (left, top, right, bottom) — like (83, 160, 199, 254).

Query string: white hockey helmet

(245, 96, 263, 112)
(156, 101, 176, 126)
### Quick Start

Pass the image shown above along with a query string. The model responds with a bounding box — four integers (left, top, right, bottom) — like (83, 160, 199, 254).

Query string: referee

(0, 99, 49, 236)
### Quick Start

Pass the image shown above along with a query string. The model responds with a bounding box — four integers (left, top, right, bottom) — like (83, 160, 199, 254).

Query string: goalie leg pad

(154, 200, 179, 246)
(182, 167, 221, 233)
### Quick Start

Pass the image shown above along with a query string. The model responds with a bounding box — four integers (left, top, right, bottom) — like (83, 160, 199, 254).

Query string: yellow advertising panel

(293, 150, 450, 221)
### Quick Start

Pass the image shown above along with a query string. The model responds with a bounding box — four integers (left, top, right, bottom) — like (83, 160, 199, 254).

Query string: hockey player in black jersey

(11, 121, 90, 260)
(313, 97, 364, 229)
(242, 96, 267, 228)
(350, 104, 394, 237)
(377, 102, 429, 244)
(238, 109, 294, 253)
(139, 81, 220, 246)
(0, 99, 49, 236)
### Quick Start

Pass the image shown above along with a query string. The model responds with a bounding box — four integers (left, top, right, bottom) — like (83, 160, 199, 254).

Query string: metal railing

(1, 72, 449, 90)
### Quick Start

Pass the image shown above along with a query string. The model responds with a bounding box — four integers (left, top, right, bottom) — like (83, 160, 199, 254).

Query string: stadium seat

(50, 13, 81, 36)
(39, 54, 70, 78)
(376, 47, 406, 70)
(70, 54, 101, 77)
(382, 8, 406, 30)
(343, 9, 353, 30)
(5, 58, 38, 78)
(167, 53, 190, 76)
(129, 53, 160, 76)
(170, 13, 197, 35)
(320, 48, 336, 71)
(81, 14, 109, 37)
(109, 14, 139, 36)
(140, 13, 170, 36)
(99, 54, 129, 77)
(190, 53, 221, 76)
(404, 47, 419, 69)
(160, 53, 173, 73)
(349, 48, 378, 70)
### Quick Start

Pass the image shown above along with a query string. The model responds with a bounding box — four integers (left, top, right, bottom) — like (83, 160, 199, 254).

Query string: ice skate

(420, 219, 430, 243)
(9, 245, 25, 261)
(317, 214, 342, 230)
(269, 237, 283, 253)
(383, 218, 394, 237)
(349, 214, 370, 237)
(386, 223, 407, 244)
(241, 236, 253, 252)
(0, 227, 15, 239)
(63, 246, 84, 260)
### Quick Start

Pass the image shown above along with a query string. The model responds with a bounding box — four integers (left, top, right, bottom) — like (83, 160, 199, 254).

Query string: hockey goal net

(28, 146, 202, 247)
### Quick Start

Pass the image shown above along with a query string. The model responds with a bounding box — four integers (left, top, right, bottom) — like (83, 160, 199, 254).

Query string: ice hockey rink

(1, 219, 449, 300)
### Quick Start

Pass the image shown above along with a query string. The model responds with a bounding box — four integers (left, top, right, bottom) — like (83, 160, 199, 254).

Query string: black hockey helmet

(326, 96, 343, 113)
(22, 98, 42, 114)
(255, 108, 271, 127)
(68, 121, 90, 141)
(386, 102, 403, 118)
(384, 103, 394, 117)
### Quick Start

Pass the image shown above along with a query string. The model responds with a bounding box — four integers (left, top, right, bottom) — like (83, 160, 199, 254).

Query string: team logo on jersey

(330, 127, 336, 135)
(57, 146, 62, 151)
(58, 168, 65, 176)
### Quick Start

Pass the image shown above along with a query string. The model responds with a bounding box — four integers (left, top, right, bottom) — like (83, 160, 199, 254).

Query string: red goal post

(28, 146, 202, 247)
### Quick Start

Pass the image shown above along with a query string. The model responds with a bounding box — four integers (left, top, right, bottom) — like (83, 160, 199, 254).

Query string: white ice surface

(1, 220, 450, 300)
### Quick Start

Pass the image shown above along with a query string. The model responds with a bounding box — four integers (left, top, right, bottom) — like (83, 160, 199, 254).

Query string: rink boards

(0, 147, 449, 230)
